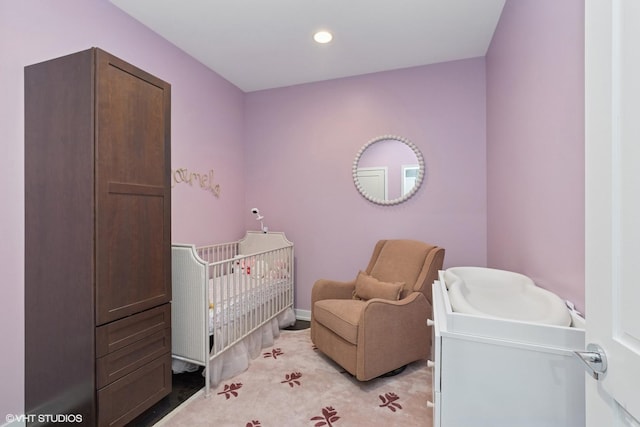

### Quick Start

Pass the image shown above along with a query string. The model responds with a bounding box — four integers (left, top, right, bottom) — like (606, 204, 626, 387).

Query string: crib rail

(197, 241, 239, 265)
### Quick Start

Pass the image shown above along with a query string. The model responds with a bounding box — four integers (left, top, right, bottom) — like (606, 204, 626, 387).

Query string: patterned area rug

(159, 329, 433, 426)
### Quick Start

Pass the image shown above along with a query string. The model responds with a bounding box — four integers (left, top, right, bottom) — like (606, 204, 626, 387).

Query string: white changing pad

(445, 267, 571, 327)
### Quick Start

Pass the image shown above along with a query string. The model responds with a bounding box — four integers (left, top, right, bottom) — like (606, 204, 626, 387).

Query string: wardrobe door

(94, 49, 171, 325)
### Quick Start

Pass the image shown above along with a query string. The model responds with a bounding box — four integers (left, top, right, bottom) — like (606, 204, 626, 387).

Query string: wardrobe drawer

(97, 352, 172, 427)
(96, 304, 170, 357)
(96, 328, 170, 388)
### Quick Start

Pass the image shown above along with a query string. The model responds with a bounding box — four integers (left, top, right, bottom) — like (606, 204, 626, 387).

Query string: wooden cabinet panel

(96, 304, 171, 357)
(95, 49, 171, 325)
(97, 327, 170, 389)
(97, 353, 172, 427)
(25, 48, 97, 425)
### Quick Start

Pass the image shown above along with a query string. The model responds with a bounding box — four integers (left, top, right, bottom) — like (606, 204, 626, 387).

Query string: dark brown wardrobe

(25, 48, 172, 426)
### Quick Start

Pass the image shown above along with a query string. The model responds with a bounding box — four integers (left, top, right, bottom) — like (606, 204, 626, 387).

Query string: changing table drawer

(96, 304, 170, 358)
(96, 328, 170, 388)
(97, 352, 172, 427)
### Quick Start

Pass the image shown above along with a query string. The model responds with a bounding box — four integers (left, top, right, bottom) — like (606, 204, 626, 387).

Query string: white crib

(171, 231, 295, 396)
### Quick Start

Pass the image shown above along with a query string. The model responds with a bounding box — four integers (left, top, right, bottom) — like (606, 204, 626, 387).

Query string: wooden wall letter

(171, 168, 221, 197)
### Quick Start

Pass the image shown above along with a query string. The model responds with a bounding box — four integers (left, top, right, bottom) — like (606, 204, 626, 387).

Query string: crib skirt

(172, 307, 295, 387)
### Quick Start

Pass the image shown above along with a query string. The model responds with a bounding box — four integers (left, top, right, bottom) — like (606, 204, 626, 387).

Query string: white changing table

(430, 273, 586, 427)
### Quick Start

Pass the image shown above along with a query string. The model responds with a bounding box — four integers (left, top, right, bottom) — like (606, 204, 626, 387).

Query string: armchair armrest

(311, 278, 356, 304)
(310, 278, 356, 344)
(355, 292, 431, 380)
(360, 292, 430, 326)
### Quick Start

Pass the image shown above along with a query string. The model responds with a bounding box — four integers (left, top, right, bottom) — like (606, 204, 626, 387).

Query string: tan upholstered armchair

(311, 239, 444, 381)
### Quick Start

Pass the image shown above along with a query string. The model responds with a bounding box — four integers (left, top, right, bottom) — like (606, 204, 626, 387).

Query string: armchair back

(365, 240, 444, 301)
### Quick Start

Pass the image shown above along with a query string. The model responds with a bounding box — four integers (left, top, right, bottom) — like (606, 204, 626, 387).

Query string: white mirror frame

(352, 135, 425, 205)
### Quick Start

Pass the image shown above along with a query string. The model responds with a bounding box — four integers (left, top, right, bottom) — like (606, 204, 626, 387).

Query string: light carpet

(158, 329, 433, 427)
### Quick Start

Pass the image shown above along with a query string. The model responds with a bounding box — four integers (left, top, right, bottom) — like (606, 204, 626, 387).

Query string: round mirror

(352, 135, 425, 205)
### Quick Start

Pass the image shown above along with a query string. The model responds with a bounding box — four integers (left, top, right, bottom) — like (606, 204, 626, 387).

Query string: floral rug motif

(159, 329, 433, 426)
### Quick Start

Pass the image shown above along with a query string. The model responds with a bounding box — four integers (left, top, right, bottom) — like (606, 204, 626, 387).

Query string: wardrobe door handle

(427, 400, 434, 408)
(427, 360, 435, 368)
(574, 343, 607, 380)
(427, 319, 434, 327)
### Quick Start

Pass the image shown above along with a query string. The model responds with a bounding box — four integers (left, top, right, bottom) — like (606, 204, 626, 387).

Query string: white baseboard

(295, 309, 311, 321)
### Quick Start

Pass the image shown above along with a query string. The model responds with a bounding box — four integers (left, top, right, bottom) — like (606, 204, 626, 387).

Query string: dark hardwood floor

(127, 320, 310, 426)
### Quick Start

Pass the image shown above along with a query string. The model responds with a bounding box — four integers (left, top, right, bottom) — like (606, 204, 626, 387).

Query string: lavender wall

(486, 0, 585, 311)
(244, 59, 488, 312)
(0, 0, 245, 418)
(1, 0, 584, 419)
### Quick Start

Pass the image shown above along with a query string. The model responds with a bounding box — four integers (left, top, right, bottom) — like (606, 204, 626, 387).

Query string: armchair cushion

(353, 271, 403, 301)
(314, 299, 366, 345)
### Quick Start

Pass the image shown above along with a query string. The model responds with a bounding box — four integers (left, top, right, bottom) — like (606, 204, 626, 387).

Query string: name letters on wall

(172, 168, 221, 197)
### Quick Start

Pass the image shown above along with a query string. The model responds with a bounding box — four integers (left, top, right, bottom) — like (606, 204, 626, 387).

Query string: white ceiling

(110, 0, 505, 93)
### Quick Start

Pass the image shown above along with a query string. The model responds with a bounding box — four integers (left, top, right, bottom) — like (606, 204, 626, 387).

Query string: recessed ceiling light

(313, 30, 333, 44)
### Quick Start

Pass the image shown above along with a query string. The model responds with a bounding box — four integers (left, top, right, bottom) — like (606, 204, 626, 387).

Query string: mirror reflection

(353, 135, 425, 205)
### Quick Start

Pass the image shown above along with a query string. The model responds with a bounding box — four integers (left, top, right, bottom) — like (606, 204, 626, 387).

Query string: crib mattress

(208, 273, 291, 332)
